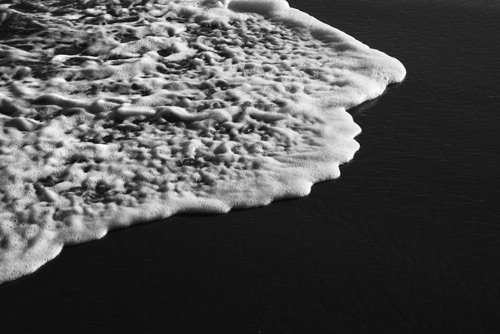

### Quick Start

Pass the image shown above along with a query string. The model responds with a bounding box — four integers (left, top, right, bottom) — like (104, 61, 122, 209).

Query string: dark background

(1, 0, 499, 333)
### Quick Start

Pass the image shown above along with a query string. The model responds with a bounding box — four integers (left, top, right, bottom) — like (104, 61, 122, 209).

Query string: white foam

(228, 0, 290, 15)
(0, 0, 405, 283)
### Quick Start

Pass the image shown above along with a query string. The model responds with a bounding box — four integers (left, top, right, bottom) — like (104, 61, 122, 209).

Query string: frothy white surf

(0, 0, 405, 283)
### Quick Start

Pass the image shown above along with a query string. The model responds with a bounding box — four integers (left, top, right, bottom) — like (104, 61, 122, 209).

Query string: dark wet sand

(1, 0, 499, 333)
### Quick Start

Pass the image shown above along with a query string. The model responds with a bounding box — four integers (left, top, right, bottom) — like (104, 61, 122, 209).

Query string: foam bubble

(0, 0, 405, 283)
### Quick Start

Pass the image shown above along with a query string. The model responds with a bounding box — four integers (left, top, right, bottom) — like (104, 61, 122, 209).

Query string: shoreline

(1, 0, 499, 332)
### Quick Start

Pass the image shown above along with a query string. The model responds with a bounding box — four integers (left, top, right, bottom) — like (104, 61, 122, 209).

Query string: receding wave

(0, 0, 405, 283)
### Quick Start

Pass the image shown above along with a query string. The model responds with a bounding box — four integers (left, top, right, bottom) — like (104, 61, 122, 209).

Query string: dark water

(1, 1, 499, 333)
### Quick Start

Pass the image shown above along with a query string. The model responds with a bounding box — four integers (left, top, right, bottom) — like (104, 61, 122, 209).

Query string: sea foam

(0, 0, 405, 283)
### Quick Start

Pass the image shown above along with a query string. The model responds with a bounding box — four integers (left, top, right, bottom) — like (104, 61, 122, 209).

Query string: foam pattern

(0, 0, 405, 283)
